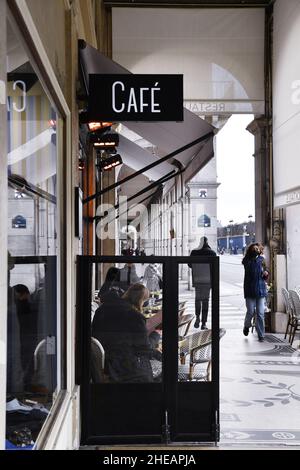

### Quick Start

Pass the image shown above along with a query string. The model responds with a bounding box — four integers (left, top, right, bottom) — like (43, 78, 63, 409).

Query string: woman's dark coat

(243, 255, 267, 299)
(92, 294, 154, 383)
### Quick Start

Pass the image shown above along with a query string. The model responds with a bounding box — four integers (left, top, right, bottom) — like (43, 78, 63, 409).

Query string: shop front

(77, 255, 221, 445)
(0, 0, 79, 450)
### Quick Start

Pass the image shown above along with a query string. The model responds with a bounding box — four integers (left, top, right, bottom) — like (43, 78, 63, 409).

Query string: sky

(216, 114, 255, 227)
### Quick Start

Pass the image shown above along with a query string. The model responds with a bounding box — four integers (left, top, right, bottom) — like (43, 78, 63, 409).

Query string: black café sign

(88, 74, 183, 122)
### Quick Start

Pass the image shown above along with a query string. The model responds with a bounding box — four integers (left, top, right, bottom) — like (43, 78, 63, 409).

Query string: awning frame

(8, 175, 56, 204)
(93, 167, 184, 223)
(83, 131, 213, 204)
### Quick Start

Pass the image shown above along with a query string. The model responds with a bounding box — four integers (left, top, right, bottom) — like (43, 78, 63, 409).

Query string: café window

(6, 19, 63, 449)
(198, 214, 211, 228)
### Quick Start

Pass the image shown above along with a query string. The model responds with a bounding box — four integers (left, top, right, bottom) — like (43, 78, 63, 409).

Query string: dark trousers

(195, 284, 211, 324)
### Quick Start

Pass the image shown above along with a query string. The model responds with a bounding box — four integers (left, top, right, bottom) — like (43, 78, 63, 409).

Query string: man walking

(119, 262, 140, 290)
(188, 237, 217, 329)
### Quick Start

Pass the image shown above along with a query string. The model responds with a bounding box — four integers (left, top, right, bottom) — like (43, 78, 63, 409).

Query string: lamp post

(226, 227, 230, 252)
(243, 224, 247, 251)
(248, 214, 254, 242)
(229, 220, 234, 253)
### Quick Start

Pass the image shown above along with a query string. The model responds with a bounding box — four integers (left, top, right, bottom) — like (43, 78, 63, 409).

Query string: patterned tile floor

(179, 280, 300, 448)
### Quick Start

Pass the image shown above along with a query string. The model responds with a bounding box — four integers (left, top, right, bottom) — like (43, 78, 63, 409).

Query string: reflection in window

(178, 264, 213, 382)
(6, 19, 60, 449)
(91, 263, 163, 384)
(198, 214, 211, 228)
(12, 215, 26, 229)
(14, 189, 24, 199)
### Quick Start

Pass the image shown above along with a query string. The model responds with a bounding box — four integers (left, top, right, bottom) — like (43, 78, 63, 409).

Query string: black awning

(79, 41, 216, 186)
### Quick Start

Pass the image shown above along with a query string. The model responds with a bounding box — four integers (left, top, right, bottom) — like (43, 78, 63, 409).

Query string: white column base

(271, 311, 288, 334)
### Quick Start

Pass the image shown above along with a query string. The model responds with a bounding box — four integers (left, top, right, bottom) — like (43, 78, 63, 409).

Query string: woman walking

(242, 243, 269, 342)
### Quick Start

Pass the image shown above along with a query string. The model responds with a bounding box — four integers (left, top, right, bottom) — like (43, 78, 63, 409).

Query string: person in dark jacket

(188, 237, 217, 329)
(119, 263, 140, 291)
(97, 267, 124, 303)
(92, 284, 155, 383)
(12, 284, 38, 390)
(242, 243, 268, 341)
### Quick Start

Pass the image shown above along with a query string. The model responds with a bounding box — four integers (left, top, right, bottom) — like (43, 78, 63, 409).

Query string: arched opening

(11, 215, 26, 229)
(198, 214, 211, 228)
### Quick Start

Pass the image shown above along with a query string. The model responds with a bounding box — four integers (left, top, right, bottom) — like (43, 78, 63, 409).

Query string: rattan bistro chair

(295, 286, 300, 296)
(282, 288, 294, 342)
(90, 337, 107, 383)
(288, 290, 300, 346)
(178, 314, 194, 340)
(178, 301, 187, 311)
(178, 328, 226, 382)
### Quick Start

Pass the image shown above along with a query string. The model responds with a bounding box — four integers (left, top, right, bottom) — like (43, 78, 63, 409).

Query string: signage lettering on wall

(185, 102, 226, 113)
(286, 191, 300, 204)
(275, 189, 300, 208)
(10, 81, 27, 113)
(1, 80, 27, 112)
(88, 74, 183, 122)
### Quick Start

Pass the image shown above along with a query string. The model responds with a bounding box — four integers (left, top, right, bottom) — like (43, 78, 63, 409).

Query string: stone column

(0, 0, 7, 450)
(95, 0, 112, 58)
(247, 117, 274, 332)
(246, 118, 269, 245)
(94, 0, 115, 261)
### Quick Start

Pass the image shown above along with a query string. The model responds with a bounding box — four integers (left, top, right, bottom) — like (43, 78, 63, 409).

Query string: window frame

(6, 1, 72, 448)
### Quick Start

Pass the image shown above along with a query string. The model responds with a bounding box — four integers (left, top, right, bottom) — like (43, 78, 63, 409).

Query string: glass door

(170, 259, 221, 443)
(77, 256, 220, 445)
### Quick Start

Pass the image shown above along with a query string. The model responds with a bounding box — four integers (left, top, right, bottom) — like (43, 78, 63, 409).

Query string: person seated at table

(97, 267, 124, 303)
(149, 330, 162, 361)
(92, 283, 156, 383)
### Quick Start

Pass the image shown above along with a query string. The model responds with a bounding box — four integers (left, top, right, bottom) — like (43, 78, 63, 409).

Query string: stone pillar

(94, 0, 114, 262)
(247, 117, 284, 332)
(0, 0, 7, 450)
(246, 118, 269, 245)
(95, 0, 112, 57)
(247, 118, 274, 331)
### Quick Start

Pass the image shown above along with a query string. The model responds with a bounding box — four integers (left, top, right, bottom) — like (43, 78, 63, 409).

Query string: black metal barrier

(76, 256, 220, 445)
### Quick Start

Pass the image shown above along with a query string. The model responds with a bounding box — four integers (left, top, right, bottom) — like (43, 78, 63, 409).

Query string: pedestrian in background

(143, 262, 162, 292)
(188, 236, 217, 330)
(119, 262, 140, 290)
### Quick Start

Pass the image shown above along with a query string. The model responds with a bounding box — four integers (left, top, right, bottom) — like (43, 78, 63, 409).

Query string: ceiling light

(97, 153, 123, 171)
(93, 141, 116, 148)
(49, 119, 56, 129)
(79, 111, 112, 131)
(88, 122, 112, 132)
(91, 130, 119, 149)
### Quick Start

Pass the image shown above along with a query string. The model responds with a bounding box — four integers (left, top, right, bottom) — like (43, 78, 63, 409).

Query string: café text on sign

(88, 74, 183, 122)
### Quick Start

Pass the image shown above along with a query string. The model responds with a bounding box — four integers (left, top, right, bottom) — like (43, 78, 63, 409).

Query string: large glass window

(178, 263, 213, 383)
(6, 20, 62, 449)
(91, 261, 163, 385)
